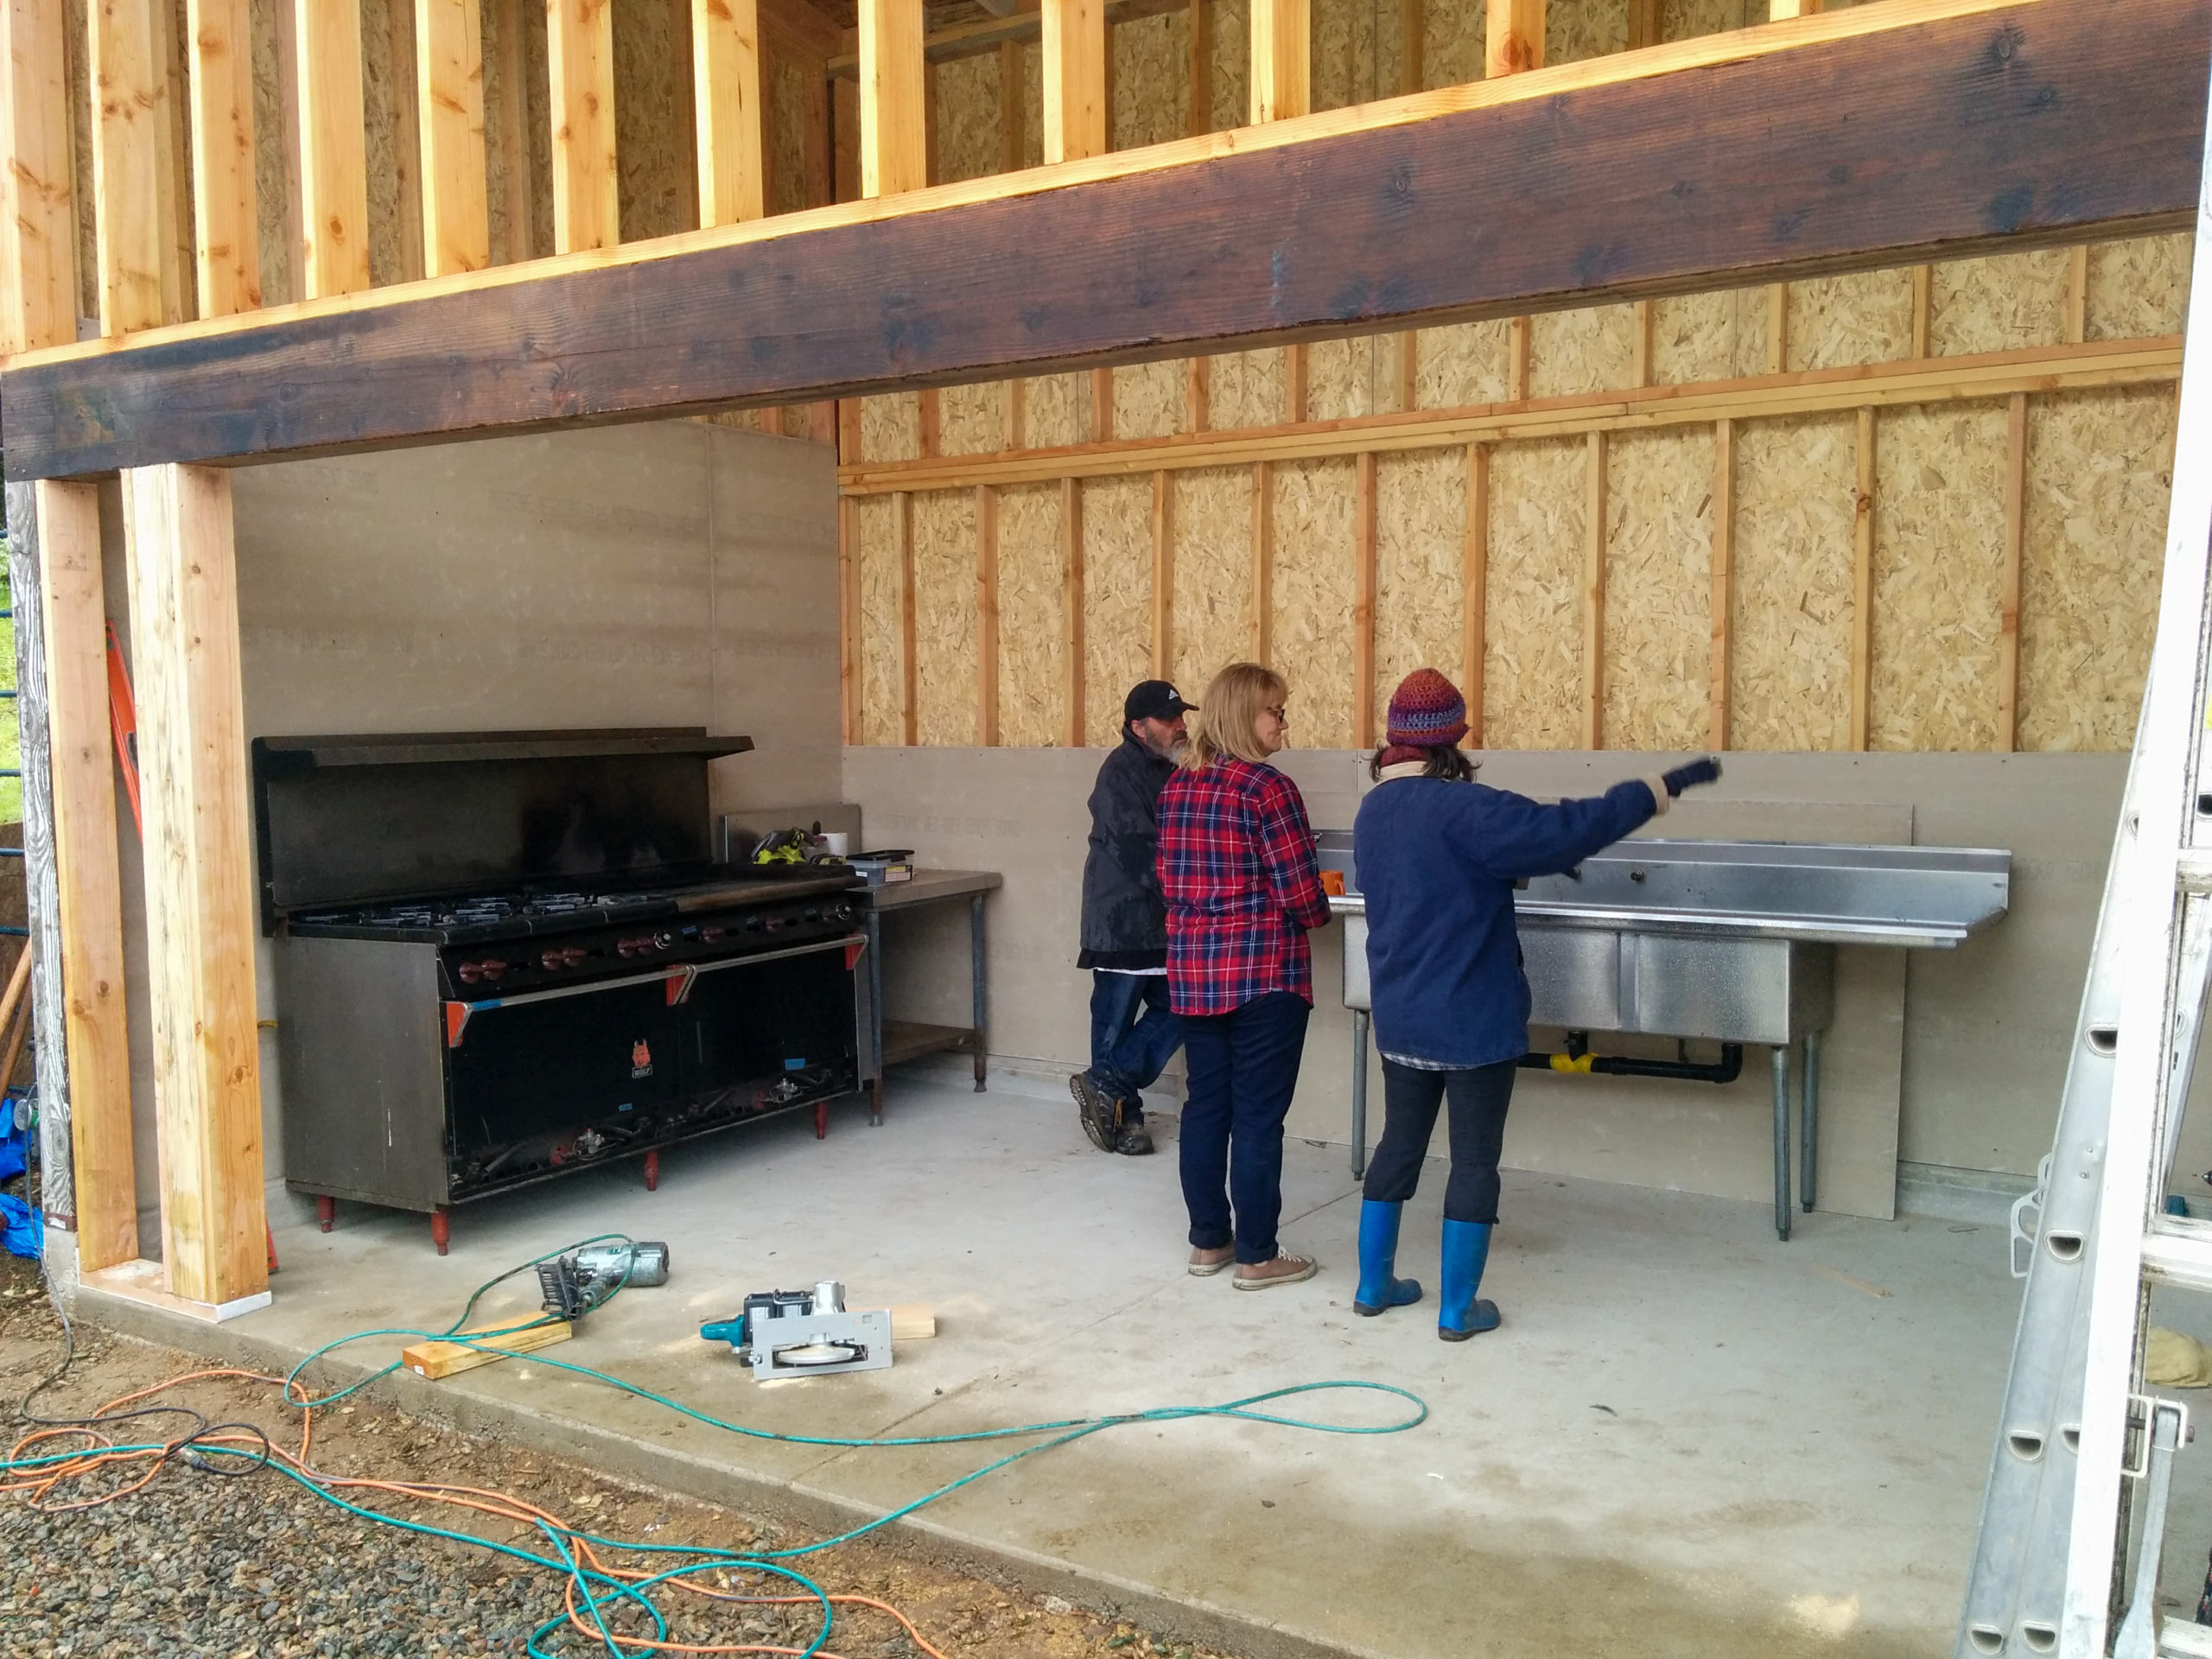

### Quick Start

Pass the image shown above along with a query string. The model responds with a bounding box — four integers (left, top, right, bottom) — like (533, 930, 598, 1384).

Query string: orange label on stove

(631, 1040, 653, 1078)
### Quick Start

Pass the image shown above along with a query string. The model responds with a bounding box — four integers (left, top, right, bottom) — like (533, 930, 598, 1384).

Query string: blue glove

(1661, 756, 1722, 796)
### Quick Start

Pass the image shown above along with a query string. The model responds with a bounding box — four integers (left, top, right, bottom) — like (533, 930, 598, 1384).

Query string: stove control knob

(803, 908, 820, 922)
(744, 916, 763, 931)
(653, 930, 676, 950)
(831, 902, 855, 923)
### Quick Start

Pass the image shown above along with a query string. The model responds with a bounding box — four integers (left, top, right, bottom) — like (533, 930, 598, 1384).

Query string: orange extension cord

(6, 1366, 950, 1659)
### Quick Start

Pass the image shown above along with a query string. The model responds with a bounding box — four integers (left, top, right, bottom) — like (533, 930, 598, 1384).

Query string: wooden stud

(918, 388, 941, 459)
(547, 0, 619, 252)
(1628, 0, 1662, 49)
(1910, 264, 1932, 359)
(386, 0, 424, 284)
(151, 0, 190, 321)
(860, 0, 925, 198)
(810, 401, 836, 444)
(1007, 378, 1028, 449)
(270, 0, 307, 298)
(1250, 0, 1309, 124)
(1150, 470, 1173, 678)
(403, 1318, 572, 1378)
(837, 495, 857, 745)
(296, 0, 372, 297)
(1188, 0, 1213, 135)
(1042, 0, 1106, 164)
(1396, 331, 1418, 413)
(1187, 357, 1211, 433)
(119, 464, 266, 1309)
(693, 0, 766, 228)
(1464, 443, 1489, 742)
(490, 0, 531, 263)
(1091, 365, 1116, 442)
(1998, 391, 2026, 751)
(1766, 281, 1789, 375)
(1508, 315, 1531, 400)
(416, 0, 490, 276)
(1582, 429, 1605, 749)
(978, 486, 1000, 746)
(1251, 460, 1274, 661)
(1400, 0, 1424, 93)
(1486, 0, 1542, 78)
(2065, 243, 2089, 344)
(1770, 0, 1821, 14)
(1632, 299, 1654, 387)
(1286, 343, 1310, 423)
(0, 0, 79, 353)
(91, 0, 168, 333)
(897, 491, 918, 745)
(1849, 404, 1874, 751)
(832, 64, 860, 203)
(798, 29, 832, 208)
(1063, 476, 1085, 747)
(31, 482, 136, 1270)
(924, 57, 940, 188)
(1708, 418, 1734, 749)
(1001, 39, 1025, 173)
(183, 0, 260, 316)
(1355, 451, 1378, 747)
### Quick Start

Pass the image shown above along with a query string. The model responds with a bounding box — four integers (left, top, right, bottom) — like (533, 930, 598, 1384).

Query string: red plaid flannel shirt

(1156, 757, 1332, 1015)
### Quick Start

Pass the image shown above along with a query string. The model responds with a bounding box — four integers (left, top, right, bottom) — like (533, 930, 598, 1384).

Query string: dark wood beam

(4, 0, 2204, 480)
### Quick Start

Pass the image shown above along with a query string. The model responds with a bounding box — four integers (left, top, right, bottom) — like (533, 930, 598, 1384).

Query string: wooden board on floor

(403, 1318, 575, 1380)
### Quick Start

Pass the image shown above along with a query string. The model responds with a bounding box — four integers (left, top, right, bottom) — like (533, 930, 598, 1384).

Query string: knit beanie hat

(1384, 669, 1469, 750)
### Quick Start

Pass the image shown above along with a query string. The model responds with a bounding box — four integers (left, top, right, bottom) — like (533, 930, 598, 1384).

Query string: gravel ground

(0, 1238, 1245, 1659)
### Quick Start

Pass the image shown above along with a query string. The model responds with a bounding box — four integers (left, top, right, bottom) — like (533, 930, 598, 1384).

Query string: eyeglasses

(1262, 705, 1288, 721)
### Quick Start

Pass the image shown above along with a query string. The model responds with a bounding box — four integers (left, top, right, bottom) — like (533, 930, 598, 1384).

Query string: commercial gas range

(257, 728, 878, 1252)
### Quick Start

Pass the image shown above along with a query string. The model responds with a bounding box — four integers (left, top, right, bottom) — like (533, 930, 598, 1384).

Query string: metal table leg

(867, 908, 885, 1124)
(970, 893, 988, 1092)
(1771, 1043, 1792, 1242)
(1801, 1027, 1821, 1214)
(1351, 1009, 1370, 1180)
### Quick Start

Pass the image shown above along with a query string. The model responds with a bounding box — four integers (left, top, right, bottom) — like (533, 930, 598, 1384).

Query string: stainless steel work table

(1320, 837, 2012, 1240)
(858, 868, 1002, 1121)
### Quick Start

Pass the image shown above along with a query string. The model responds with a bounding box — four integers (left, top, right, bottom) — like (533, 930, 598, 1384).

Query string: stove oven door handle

(448, 934, 870, 1015)
(684, 933, 867, 979)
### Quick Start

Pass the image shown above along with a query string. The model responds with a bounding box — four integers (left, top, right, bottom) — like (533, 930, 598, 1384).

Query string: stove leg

(644, 1149, 660, 1192)
(317, 1195, 335, 1234)
(431, 1207, 450, 1256)
(816, 1099, 829, 1140)
(1771, 1045, 1791, 1243)
(869, 1076, 883, 1127)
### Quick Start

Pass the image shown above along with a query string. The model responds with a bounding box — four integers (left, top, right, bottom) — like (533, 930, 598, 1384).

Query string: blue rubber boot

(1353, 1199, 1423, 1317)
(1438, 1219, 1502, 1341)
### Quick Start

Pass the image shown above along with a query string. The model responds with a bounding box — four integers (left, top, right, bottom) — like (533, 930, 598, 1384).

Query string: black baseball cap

(1124, 680, 1192, 722)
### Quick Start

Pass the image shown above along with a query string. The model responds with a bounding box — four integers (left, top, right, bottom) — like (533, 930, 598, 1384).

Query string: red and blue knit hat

(1385, 668, 1469, 749)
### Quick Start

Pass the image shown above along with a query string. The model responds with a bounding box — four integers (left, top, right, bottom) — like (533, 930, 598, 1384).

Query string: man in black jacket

(1071, 680, 1191, 1156)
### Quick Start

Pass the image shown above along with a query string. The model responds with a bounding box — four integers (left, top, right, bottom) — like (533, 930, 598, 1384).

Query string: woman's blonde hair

(1183, 662, 1288, 770)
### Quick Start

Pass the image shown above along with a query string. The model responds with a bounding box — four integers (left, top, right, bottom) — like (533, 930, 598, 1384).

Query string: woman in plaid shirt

(1156, 663, 1333, 1288)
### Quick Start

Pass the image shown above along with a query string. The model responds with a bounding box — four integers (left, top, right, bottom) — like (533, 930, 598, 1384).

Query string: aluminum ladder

(1957, 58, 2212, 1657)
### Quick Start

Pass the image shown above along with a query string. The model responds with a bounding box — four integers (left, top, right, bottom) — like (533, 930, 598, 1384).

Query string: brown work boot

(1233, 1252, 1319, 1290)
(1187, 1245, 1235, 1276)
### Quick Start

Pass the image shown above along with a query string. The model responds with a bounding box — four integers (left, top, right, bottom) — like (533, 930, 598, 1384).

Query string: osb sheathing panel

(480, 0, 551, 267)
(1309, 337, 1381, 422)
(1210, 349, 1285, 431)
(616, 0, 696, 241)
(1027, 372, 1089, 448)
(855, 495, 904, 747)
(1603, 429, 1713, 750)
(862, 395, 920, 464)
(1114, 9, 1187, 149)
(1312, 0, 1382, 113)
(1083, 477, 1155, 747)
(1417, 321, 1511, 410)
(2020, 387, 2176, 752)
(1115, 361, 1186, 441)
(1171, 468, 1255, 693)
(1791, 270, 1915, 372)
(1529, 304, 1636, 400)
(770, 56, 811, 213)
(1930, 251, 2070, 357)
(1422, 0, 1483, 89)
(912, 492, 980, 747)
(1374, 448, 1468, 713)
(67, 0, 95, 318)
(936, 48, 1001, 184)
(941, 382, 1008, 456)
(1652, 290, 1768, 385)
(1485, 440, 1587, 749)
(522, 0, 554, 258)
(1730, 415, 1857, 751)
(2088, 233, 2192, 342)
(1273, 460, 1360, 748)
(1211, 0, 1250, 130)
(360, 0, 405, 286)
(1870, 404, 2008, 751)
(249, 0, 289, 304)
(1663, 0, 1751, 41)
(1550, 0, 1628, 66)
(997, 486, 1067, 747)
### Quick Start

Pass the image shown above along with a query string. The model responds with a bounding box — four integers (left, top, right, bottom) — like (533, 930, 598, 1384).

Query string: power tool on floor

(699, 1280, 893, 1379)
(536, 1240, 671, 1321)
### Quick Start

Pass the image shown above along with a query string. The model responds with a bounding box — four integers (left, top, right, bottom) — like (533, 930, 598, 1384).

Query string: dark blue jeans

(1087, 972, 1182, 1125)
(1178, 991, 1312, 1263)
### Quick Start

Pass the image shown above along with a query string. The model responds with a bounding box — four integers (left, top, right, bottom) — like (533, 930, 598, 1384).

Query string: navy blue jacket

(1353, 774, 1662, 1069)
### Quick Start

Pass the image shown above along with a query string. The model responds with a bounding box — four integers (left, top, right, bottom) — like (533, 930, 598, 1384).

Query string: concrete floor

(76, 1071, 2026, 1659)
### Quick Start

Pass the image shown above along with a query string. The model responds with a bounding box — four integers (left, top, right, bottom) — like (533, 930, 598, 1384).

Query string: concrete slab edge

(59, 1282, 1381, 1659)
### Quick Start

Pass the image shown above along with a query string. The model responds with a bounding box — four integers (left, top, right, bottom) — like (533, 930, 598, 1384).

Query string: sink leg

(1801, 1030, 1821, 1214)
(1772, 1045, 1791, 1243)
(1351, 1010, 1370, 1182)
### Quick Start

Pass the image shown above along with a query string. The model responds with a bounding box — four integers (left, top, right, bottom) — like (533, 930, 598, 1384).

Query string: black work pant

(1362, 1058, 1517, 1224)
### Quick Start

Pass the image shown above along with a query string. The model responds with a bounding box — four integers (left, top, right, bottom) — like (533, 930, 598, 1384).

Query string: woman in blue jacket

(1351, 670, 1720, 1340)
